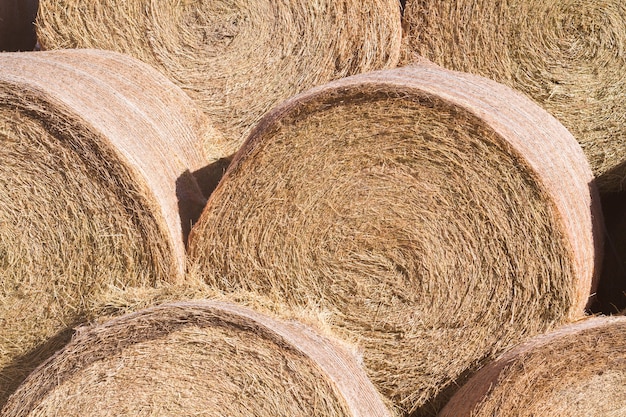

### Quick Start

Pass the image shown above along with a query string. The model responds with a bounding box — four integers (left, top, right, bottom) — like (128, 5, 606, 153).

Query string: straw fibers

(440, 316, 626, 417)
(401, 1, 626, 192)
(188, 62, 602, 414)
(0, 0, 38, 52)
(0, 49, 214, 405)
(36, 0, 402, 155)
(1, 300, 393, 417)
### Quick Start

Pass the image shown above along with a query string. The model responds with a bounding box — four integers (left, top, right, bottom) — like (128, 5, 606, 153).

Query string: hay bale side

(0, 0, 38, 51)
(188, 63, 602, 414)
(401, 0, 626, 192)
(440, 316, 626, 417)
(0, 49, 214, 405)
(36, 0, 402, 154)
(1, 300, 393, 417)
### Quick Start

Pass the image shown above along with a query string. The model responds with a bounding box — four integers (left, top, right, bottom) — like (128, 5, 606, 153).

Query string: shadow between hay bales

(408, 359, 490, 417)
(589, 189, 626, 315)
(176, 157, 232, 247)
(0, 0, 39, 52)
(0, 325, 74, 409)
(192, 156, 233, 200)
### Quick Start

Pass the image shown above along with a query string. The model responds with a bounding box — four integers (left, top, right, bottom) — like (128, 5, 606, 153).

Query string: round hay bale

(35, 0, 402, 154)
(187, 62, 603, 414)
(0, 0, 38, 51)
(401, 0, 626, 192)
(1, 300, 394, 417)
(440, 316, 626, 417)
(0, 49, 215, 404)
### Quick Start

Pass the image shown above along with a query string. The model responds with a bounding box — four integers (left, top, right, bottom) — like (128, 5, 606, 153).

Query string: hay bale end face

(36, 0, 402, 153)
(440, 316, 626, 417)
(401, 0, 626, 192)
(0, 49, 214, 405)
(1, 300, 393, 417)
(188, 63, 602, 414)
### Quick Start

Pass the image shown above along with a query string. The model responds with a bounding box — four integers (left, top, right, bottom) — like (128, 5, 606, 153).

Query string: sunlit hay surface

(36, 0, 402, 154)
(401, 0, 626, 192)
(440, 316, 626, 417)
(188, 64, 601, 414)
(1, 300, 393, 417)
(0, 49, 211, 406)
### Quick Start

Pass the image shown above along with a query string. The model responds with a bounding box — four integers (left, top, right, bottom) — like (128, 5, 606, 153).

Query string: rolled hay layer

(1, 300, 393, 417)
(401, 0, 626, 192)
(188, 63, 602, 415)
(440, 316, 626, 417)
(0, 0, 38, 51)
(0, 49, 214, 405)
(36, 0, 402, 155)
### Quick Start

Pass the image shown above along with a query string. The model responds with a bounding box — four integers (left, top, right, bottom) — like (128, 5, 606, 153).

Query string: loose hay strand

(401, 0, 626, 191)
(1, 300, 393, 417)
(36, 0, 402, 153)
(188, 63, 601, 414)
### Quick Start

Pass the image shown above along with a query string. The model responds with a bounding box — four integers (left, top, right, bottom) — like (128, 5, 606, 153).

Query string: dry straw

(36, 0, 402, 155)
(0, 49, 215, 405)
(1, 300, 393, 417)
(188, 62, 603, 415)
(440, 316, 626, 417)
(401, 0, 626, 192)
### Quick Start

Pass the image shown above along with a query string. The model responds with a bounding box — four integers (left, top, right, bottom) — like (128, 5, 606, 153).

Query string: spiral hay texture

(36, 0, 402, 154)
(440, 316, 626, 417)
(401, 1, 626, 192)
(0, 49, 212, 404)
(188, 63, 601, 414)
(1, 300, 393, 417)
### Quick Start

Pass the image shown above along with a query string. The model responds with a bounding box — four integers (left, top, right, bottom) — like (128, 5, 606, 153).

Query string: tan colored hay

(35, 0, 402, 155)
(1, 300, 393, 417)
(188, 62, 602, 415)
(0, 49, 216, 405)
(440, 316, 626, 417)
(401, 0, 626, 192)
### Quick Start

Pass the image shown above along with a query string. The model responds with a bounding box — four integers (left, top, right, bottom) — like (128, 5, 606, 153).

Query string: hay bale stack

(1, 300, 393, 417)
(440, 316, 626, 417)
(0, 49, 215, 404)
(188, 63, 602, 414)
(401, 0, 626, 192)
(0, 0, 38, 51)
(36, 0, 402, 154)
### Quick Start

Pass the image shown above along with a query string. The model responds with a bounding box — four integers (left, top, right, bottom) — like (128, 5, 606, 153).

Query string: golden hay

(0, 49, 215, 406)
(188, 62, 602, 415)
(0, 0, 38, 52)
(440, 316, 626, 417)
(1, 300, 393, 417)
(401, 0, 626, 192)
(36, 0, 402, 155)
